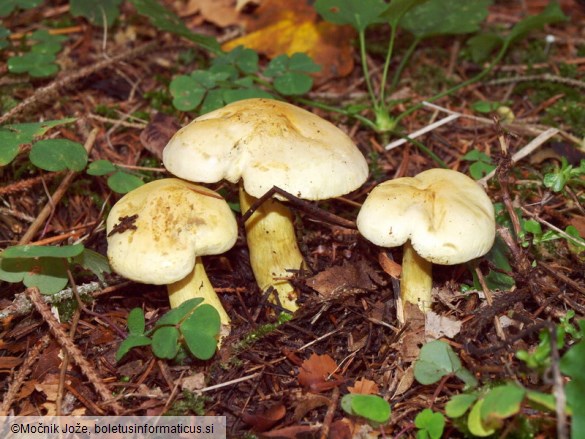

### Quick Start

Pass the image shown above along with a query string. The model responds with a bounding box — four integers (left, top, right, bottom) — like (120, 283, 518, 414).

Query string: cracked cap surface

(163, 98, 368, 200)
(106, 178, 237, 284)
(357, 169, 496, 265)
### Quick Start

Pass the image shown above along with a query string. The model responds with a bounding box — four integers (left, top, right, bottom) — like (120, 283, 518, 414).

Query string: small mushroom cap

(106, 178, 237, 285)
(357, 169, 495, 265)
(162, 98, 368, 200)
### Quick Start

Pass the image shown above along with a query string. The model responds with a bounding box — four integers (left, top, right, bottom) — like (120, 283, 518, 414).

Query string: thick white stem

(239, 187, 305, 312)
(399, 240, 432, 323)
(167, 256, 230, 326)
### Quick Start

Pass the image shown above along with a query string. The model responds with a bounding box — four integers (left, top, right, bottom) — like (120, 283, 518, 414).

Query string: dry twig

(26, 287, 124, 415)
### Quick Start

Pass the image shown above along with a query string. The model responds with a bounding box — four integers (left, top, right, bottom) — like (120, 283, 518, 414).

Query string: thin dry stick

(320, 387, 340, 439)
(478, 127, 560, 186)
(385, 114, 460, 150)
(422, 101, 580, 149)
(0, 43, 157, 125)
(0, 334, 50, 416)
(550, 326, 568, 439)
(474, 265, 507, 341)
(18, 128, 98, 245)
(26, 287, 124, 415)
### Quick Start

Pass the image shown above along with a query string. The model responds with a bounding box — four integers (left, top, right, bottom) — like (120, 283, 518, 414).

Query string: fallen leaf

(397, 303, 425, 363)
(179, 0, 242, 27)
(306, 260, 376, 298)
(242, 403, 286, 432)
(292, 393, 331, 421)
(0, 356, 23, 371)
(568, 215, 585, 238)
(378, 250, 401, 279)
(222, 0, 355, 82)
(35, 373, 66, 401)
(180, 372, 206, 392)
(236, 0, 260, 12)
(261, 424, 320, 438)
(392, 365, 415, 397)
(425, 311, 462, 340)
(297, 353, 343, 392)
(140, 113, 181, 160)
(330, 418, 354, 439)
(348, 378, 379, 395)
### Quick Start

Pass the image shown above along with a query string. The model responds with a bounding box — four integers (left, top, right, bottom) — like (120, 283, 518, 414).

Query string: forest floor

(1, 0, 585, 438)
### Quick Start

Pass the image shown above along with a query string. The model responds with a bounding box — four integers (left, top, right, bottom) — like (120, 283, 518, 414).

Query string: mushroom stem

(239, 186, 305, 312)
(399, 240, 432, 323)
(167, 256, 231, 326)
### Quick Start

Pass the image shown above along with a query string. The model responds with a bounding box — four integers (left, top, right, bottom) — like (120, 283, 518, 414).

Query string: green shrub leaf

(315, 0, 388, 32)
(414, 408, 445, 439)
(152, 326, 180, 359)
(0, 0, 43, 17)
(2, 243, 84, 258)
(115, 334, 152, 362)
(30, 139, 88, 171)
(127, 308, 146, 335)
(340, 394, 391, 424)
(480, 384, 525, 423)
(70, 0, 123, 27)
(87, 159, 118, 176)
(414, 340, 477, 387)
(401, 0, 492, 38)
(107, 171, 144, 193)
(445, 393, 478, 418)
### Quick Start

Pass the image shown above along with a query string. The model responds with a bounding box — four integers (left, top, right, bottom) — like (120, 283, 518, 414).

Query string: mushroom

(356, 169, 495, 323)
(106, 178, 237, 328)
(163, 98, 368, 311)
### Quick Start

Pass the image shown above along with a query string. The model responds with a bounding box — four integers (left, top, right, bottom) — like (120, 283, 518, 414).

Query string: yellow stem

(399, 240, 432, 323)
(167, 256, 230, 326)
(239, 187, 305, 312)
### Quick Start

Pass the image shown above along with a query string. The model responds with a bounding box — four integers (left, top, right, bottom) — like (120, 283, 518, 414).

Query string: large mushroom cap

(357, 169, 495, 265)
(106, 178, 237, 285)
(162, 98, 368, 200)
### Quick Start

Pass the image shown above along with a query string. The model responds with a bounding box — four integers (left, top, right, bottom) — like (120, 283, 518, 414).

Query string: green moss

(165, 390, 209, 416)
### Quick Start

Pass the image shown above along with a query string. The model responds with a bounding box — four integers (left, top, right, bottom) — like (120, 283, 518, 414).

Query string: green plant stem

(395, 44, 508, 124)
(390, 36, 421, 92)
(295, 97, 379, 130)
(358, 30, 378, 111)
(378, 25, 398, 106)
(394, 130, 449, 168)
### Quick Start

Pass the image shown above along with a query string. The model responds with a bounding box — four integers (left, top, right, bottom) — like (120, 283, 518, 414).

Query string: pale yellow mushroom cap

(357, 169, 496, 265)
(162, 98, 368, 200)
(106, 178, 237, 284)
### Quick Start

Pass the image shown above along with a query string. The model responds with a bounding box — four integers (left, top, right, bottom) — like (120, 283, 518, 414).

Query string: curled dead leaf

(297, 353, 343, 392)
(222, 0, 354, 82)
(242, 403, 286, 432)
(348, 378, 379, 395)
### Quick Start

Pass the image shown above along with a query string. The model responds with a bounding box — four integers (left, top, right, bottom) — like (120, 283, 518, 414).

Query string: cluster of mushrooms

(106, 98, 496, 338)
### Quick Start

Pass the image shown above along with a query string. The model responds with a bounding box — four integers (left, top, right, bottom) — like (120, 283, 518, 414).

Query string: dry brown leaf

(306, 260, 376, 298)
(330, 418, 355, 439)
(178, 0, 242, 27)
(297, 353, 343, 392)
(348, 378, 379, 395)
(378, 250, 401, 279)
(180, 372, 206, 392)
(392, 365, 415, 397)
(568, 215, 585, 238)
(398, 303, 425, 363)
(242, 403, 286, 432)
(222, 0, 354, 82)
(425, 310, 462, 340)
(0, 356, 23, 371)
(292, 393, 331, 421)
(140, 113, 181, 160)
